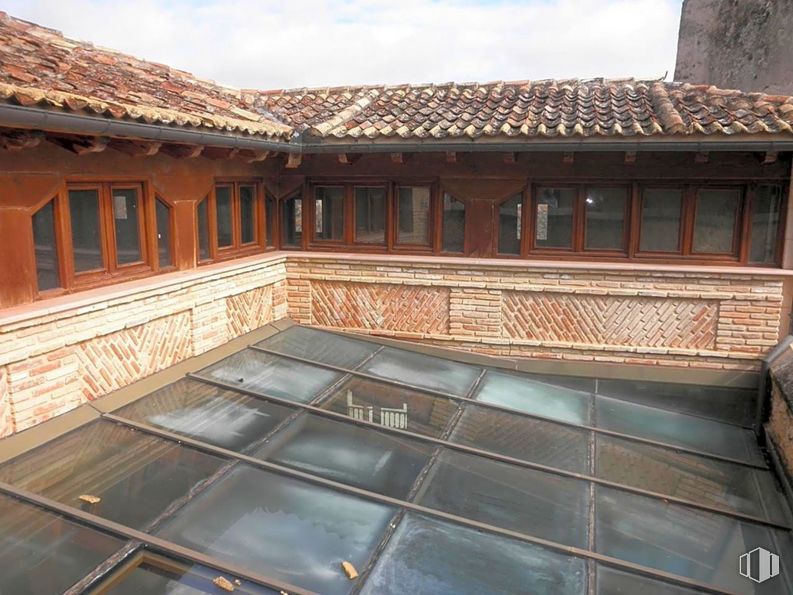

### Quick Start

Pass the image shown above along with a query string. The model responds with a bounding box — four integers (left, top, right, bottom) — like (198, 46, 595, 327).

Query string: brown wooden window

(354, 186, 387, 244)
(196, 198, 211, 262)
(314, 186, 346, 242)
(32, 199, 61, 292)
(535, 187, 575, 250)
(639, 188, 683, 253)
(498, 194, 523, 255)
(396, 186, 432, 247)
(196, 181, 264, 262)
(442, 193, 466, 253)
(155, 198, 173, 269)
(749, 185, 783, 264)
(281, 193, 303, 248)
(691, 188, 742, 255)
(584, 187, 627, 251)
(265, 193, 277, 248)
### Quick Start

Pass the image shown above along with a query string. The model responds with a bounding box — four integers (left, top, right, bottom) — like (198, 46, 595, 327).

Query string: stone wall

(0, 251, 789, 438)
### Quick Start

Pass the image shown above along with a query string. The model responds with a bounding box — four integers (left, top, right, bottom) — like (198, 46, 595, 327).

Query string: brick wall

(0, 251, 789, 438)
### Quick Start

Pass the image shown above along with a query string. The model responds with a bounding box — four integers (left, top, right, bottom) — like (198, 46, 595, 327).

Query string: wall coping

(1, 249, 791, 328)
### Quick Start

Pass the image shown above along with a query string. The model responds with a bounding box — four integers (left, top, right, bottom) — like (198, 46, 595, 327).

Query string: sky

(2, 0, 685, 90)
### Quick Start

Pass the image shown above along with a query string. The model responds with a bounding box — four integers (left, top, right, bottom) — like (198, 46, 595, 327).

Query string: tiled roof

(0, 12, 293, 140)
(259, 80, 793, 140)
(2, 11, 793, 146)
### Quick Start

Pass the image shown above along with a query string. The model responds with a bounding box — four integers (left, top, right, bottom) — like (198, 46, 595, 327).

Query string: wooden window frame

(494, 190, 528, 258)
(581, 185, 631, 255)
(393, 183, 436, 253)
(197, 179, 265, 264)
(30, 194, 68, 298)
(264, 190, 279, 251)
(689, 185, 744, 260)
(153, 195, 176, 271)
(529, 184, 579, 254)
(278, 191, 305, 250)
(439, 190, 468, 255)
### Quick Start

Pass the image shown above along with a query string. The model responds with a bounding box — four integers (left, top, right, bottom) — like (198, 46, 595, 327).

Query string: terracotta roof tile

(0, 12, 293, 140)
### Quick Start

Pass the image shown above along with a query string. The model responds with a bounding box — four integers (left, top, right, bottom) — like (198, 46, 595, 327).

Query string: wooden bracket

(109, 139, 162, 157)
(446, 151, 458, 164)
(563, 152, 574, 164)
(624, 151, 637, 164)
(285, 152, 303, 169)
(762, 151, 778, 164)
(161, 143, 205, 159)
(51, 135, 109, 155)
(694, 151, 709, 164)
(338, 153, 362, 165)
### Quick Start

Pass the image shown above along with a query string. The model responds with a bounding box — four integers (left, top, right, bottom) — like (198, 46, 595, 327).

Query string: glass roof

(0, 323, 791, 594)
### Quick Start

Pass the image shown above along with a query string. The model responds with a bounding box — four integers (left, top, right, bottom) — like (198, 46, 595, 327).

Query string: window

(215, 185, 233, 247)
(196, 198, 210, 261)
(498, 194, 522, 255)
(535, 188, 575, 249)
(442, 194, 465, 253)
(314, 186, 345, 242)
(155, 198, 173, 269)
(281, 194, 303, 248)
(396, 186, 432, 246)
(32, 199, 60, 292)
(750, 185, 783, 264)
(692, 188, 741, 255)
(112, 188, 143, 265)
(354, 187, 387, 244)
(639, 189, 683, 253)
(69, 188, 104, 272)
(196, 181, 263, 262)
(265, 193, 277, 248)
(584, 188, 627, 251)
(240, 185, 256, 245)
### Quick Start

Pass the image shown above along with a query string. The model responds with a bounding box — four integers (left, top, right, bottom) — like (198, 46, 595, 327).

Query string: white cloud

(2, 0, 683, 89)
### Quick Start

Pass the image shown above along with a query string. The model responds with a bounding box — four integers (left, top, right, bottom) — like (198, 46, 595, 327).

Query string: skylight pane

(257, 326, 380, 369)
(319, 376, 460, 437)
(449, 405, 590, 473)
(595, 486, 793, 591)
(596, 565, 701, 595)
(360, 513, 587, 595)
(195, 349, 344, 404)
(595, 395, 764, 464)
(116, 378, 294, 452)
(0, 420, 226, 529)
(157, 465, 395, 595)
(415, 449, 590, 547)
(255, 413, 433, 499)
(360, 347, 482, 396)
(0, 494, 123, 595)
(596, 435, 788, 524)
(474, 370, 591, 425)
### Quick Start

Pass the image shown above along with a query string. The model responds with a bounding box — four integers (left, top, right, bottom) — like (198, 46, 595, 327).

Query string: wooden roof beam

(762, 151, 778, 164)
(161, 143, 204, 159)
(241, 150, 270, 163)
(109, 139, 162, 157)
(338, 153, 362, 165)
(286, 152, 303, 169)
(51, 135, 109, 155)
(0, 130, 44, 151)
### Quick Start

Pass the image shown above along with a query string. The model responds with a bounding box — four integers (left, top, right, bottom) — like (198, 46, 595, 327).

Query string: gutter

(2, 102, 793, 154)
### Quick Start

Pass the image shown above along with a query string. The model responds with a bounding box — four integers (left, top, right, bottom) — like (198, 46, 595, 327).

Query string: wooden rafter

(285, 152, 303, 169)
(51, 135, 109, 155)
(762, 151, 778, 164)
(109, 139, 162, 157)
(338, 153, 362, 165)
(240, 150, 270, 163)
(160, 144, 205, 159)
(0, 130, 44, 151)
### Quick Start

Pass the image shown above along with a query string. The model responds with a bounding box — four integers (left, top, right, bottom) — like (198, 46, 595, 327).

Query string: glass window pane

(750, 184, 783, 264)
(475, 370, 591, 425)
(397, 186, 431, 245)
(320, 376, 459, 438)
(0, 494, 123, 595)
(197, 198, 210, 260)
(256, 325, 380, 368)
(69, 188, 103, 272)
(281, 197, 302, 248)
(215, 186, 233, 247)
(354, 186, 386, 244)
(596, 486, 793, 591)
(498, 194, 522, 255)
(416, 449, 590, 547)
(639, 188, 682, 252)
(156, 465, 395, 595)
(256, 413, 433, 499)
(361, 347, 481, 396)
(315, 186, 345, 241)
(240, 185, 256, 244)
(596, 435, 788, 524)
(116, 378, 294, 452)
(155, 198, 171, 268)
(112, 187, 142, 265)
(535, 187, 575, 248)
(585, 187, 626, 250)
(196, 349, 344, 404)
(0, 420, 225, 529)
(103, 555, 280, 595)
(692, 188, 741, 254)
(595, 395, 763, 465)
(597, 565, 702, 595)
(450, 404, 590, 473)
(361, 513, 587, 595)
(265, 194, 276, 247)
(32, 199, 60, 291)
(442, 193, 465, 252)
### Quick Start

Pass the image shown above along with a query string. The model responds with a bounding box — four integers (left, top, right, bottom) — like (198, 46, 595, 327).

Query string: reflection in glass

(0, 494, 122, 595)
(361, 513, 586, 595)
(416, 449, 590, 547)
(0, 420, 225, 529)
(155, 198, 172, 268)
(692, 188, 740, 254)
(112, 187, 142, 264)
(265, 194, 276, 247)
(32, 199, 60, 290)
(240, 185, 256, 244)
(117, 378, 294, 452)
(750, 184, 782, 264)
(257, 325, 379, 369)
(535, 187, 575, 248)
(442, 193, 465, 252)
(475, 370, 591, 425)
(498, 194, 522, 255)
(197, 198, 210, 260)
(196, 349, 344, 403)
(69, 188, 103, 271)
(585, 187, 626, 250)
(355, 186, 386, 244)
(215, 186, 233, 247)
(639, 188, 682, 252)
(281, 197, 302, 247)
(315, 186, 345, 241)
(157, 465, 395, 595)
(397, 186, 431, 245)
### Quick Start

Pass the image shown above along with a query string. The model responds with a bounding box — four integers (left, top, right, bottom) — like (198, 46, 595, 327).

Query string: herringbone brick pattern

(227, 286, 274, 338)
(75, 311, 192, 400)
(311, 281, 450, 334)
(502, 291, 717, 349)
